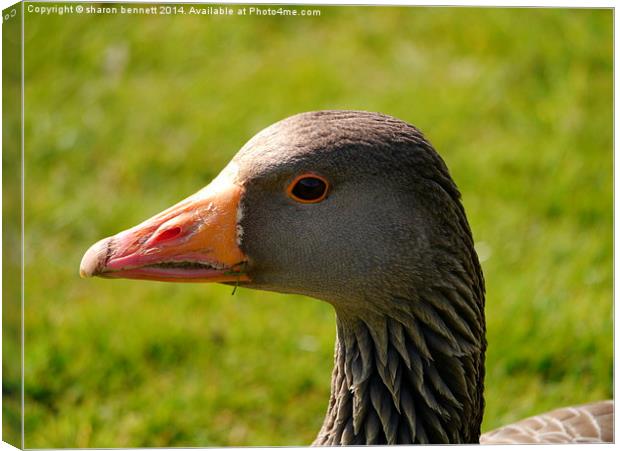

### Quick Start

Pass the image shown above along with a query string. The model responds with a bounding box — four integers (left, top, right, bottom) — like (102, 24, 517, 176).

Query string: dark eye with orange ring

(287, 174, 329, 203)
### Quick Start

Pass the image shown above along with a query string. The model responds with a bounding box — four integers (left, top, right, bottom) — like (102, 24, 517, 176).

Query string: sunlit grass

(12, 5, 613, 447)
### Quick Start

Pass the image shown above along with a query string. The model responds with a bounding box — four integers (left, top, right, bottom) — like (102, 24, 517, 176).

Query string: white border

(5, 0, 620, 7)
(0, 1, 616, 450)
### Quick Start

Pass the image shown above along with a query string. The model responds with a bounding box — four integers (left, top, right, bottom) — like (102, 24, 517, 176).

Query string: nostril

(152, 226, 183, 244)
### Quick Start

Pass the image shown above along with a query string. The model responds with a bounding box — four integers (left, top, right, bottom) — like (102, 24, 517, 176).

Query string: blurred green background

(8, 3, 613, 447)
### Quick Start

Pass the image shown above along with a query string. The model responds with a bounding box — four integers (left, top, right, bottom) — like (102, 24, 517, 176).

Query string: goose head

(80, 110, 486, 444)
(80, 110, 480, 313)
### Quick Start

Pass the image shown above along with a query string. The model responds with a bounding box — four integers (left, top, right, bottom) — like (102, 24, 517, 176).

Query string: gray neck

(313, 287, 485, 445)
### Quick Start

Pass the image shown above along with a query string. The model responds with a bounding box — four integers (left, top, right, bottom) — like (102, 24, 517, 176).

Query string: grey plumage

(481, 401, 614, 444)
(237, 111, 612, 445)
(81, 110, 613, 445)
(314, 288, 484, 445)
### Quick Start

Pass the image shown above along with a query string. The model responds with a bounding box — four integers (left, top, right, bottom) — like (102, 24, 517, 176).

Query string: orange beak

(80, 165, 249, 284)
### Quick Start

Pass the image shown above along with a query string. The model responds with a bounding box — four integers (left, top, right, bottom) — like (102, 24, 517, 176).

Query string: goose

(80, 110, 613, 445)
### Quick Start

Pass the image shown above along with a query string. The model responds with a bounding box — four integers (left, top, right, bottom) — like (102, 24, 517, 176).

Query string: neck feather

(313, 286, 485, 445)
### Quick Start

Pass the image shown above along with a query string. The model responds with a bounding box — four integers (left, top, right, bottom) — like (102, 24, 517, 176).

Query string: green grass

(8, 4, 613, 447)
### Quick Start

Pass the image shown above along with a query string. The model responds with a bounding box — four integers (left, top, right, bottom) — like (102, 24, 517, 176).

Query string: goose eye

(287, 174, 329, 203)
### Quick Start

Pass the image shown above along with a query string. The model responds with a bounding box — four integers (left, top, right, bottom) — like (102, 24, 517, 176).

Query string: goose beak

(79, 166, 249, 284)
